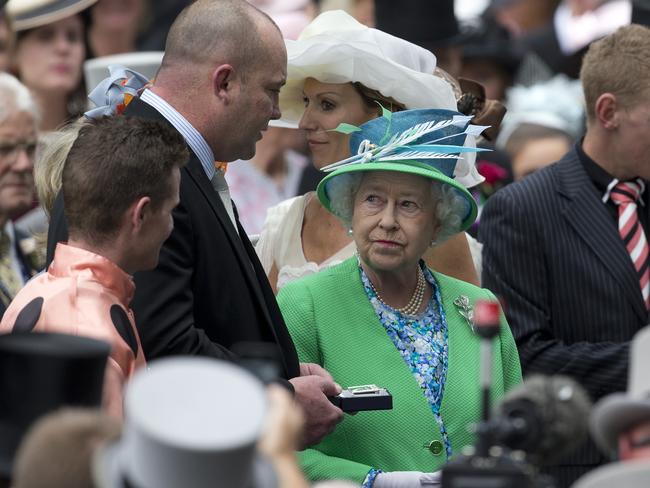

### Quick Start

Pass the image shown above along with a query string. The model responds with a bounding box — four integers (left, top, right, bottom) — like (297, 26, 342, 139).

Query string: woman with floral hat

(277, 108, 522, 487)
(256, 9, 485, 292)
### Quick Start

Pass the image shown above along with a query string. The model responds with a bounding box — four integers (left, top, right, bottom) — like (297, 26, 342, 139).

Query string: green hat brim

(317, 160, 478, 232)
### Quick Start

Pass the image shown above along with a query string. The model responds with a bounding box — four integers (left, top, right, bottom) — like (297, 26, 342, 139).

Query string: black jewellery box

(329, 384, 393, 412)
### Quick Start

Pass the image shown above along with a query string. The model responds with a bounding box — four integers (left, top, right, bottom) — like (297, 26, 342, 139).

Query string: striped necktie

(609, 180, 650, 309)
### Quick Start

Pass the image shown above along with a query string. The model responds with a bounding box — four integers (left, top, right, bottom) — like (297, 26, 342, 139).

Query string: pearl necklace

(369, 267, 427, 316)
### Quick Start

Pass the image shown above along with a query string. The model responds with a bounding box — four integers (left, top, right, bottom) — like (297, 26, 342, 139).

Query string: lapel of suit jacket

(184, 159, 278, 322)
(557, 148, 648, 322)
(124, 98, 278, 333)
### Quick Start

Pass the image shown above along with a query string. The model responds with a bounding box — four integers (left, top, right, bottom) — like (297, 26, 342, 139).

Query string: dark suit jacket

(46, 98, 300, 380)
(480, 146, 649, 487)
(0, 228, 39, 318)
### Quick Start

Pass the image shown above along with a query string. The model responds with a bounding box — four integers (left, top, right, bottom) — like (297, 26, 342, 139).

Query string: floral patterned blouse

(360, 260, 451, 487)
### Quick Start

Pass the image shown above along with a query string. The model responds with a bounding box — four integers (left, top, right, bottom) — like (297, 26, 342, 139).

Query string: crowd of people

(1, 0, 650, 487)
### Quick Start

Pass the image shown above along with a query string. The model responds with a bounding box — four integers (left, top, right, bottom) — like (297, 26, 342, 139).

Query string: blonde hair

(580, 24, 650, 122)
(35, 119, 88, 216)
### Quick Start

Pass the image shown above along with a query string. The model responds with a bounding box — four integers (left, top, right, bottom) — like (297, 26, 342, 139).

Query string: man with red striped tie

(480, 24, 650, 488)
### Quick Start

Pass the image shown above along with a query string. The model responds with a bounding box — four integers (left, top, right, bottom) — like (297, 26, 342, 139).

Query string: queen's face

(14, 15, 85, 96)
(299, 78, 378, 169)
(352, 171, 439, 276)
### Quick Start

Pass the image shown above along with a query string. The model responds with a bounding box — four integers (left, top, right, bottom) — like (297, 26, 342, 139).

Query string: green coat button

(427, 440, 444, 456)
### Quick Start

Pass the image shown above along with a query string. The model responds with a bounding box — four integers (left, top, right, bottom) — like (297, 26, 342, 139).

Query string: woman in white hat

(256, 10, 484, 292)
(5, 0, 96, 131)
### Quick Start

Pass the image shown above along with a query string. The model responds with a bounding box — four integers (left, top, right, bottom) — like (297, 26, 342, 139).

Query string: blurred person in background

(135, 0, 192, 51)
(496, 74, 584, 181)
(459, 18, 522, 102)
(5, 0, 94, 131)
(318, 0, 373, 26)
(374, 0, 464, 79)
(490, 0, 561, 38)
(88, 0, 147, 57)
(256, 10, 485, 293)
(0, 73, 41, 318)
(491, 0, 632, 79)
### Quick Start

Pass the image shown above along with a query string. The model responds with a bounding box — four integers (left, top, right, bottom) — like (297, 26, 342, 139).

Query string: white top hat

(590, 326, 650, 455)
(93, 357, 269, 488)
(277, 9, 457, 128)
(5, 0, 97, 31)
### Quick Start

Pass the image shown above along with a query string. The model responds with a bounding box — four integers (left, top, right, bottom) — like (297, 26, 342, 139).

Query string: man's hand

(290, 362, 344, 449)
(299, 362, 337, 382)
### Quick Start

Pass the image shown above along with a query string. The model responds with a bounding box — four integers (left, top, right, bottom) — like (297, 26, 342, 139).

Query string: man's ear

(212, 64, 236, 101)
(594, 93, 620, 130)
(130, 196, 152, 233)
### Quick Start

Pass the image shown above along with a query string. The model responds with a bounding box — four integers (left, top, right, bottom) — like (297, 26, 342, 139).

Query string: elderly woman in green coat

(277, 108, 522, 488)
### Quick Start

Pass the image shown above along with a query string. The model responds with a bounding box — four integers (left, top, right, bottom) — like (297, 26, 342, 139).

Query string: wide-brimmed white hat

(277, 10, 484, 188)
(5, 0, 96, 32)
(93, 357, 270, 488)
(277, 9, 457, 128)
(590, 326, 650, 456)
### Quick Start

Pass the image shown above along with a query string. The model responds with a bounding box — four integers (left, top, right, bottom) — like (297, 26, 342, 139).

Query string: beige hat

(6, 0, 97, 31)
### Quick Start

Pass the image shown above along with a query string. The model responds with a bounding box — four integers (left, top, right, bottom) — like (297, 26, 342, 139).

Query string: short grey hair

(0, 72, 40, 124)
(327, 172, 467, 246)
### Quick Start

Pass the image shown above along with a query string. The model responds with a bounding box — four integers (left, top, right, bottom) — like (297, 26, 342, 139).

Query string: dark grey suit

(480, 145, 649, 487)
